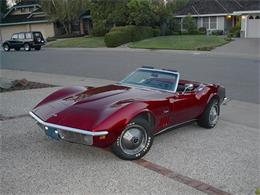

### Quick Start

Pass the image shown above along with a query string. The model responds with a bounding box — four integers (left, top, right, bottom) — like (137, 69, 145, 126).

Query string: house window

(249, 15, 254, 19)
(21, 8, 26, 13)
(210, 17, 217, 29)
(203, 17, 209, 29)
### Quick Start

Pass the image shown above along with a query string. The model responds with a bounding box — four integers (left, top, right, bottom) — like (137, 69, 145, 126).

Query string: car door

(17, 33, 25, 47)
(9, 33, 19, 47)
(168, 91, 201, 125)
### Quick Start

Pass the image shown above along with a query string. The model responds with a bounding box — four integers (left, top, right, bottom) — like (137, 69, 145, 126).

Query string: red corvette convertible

(30, 67, 228, 160)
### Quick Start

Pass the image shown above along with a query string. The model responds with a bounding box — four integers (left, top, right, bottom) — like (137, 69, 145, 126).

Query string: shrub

(152, 28, 160, 37)
(225, 36, 232, 41)
(131, 26, 154, 41)
(172, 31, 181, 35)
(46, 37, 57, 42)
(211, 30, 224, 36)
(165, 29, 174, 36)
(189, 29, 200, 35)
(104, 31, 131, 47)
(198, 27, 207, 34)
(91, 21, 107, 37)
(180, 31, 189, 35)
(105, 25, 159, 47)
(229, 21, 241, 38)
(227, 33, 233, 38)
(110, 25, 135, 33)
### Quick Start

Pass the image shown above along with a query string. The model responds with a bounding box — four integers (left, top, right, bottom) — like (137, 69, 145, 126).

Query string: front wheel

(24, 43, 31, 51)
(3, 43, 10, 51)
(112, 118, 153, 160)
(198, 98, 219, 129)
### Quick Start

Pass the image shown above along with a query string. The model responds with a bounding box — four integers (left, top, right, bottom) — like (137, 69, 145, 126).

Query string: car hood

(32, 84, 167, 130)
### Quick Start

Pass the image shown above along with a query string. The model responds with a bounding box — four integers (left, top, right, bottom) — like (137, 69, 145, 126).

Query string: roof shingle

(176, 0, 260, 15)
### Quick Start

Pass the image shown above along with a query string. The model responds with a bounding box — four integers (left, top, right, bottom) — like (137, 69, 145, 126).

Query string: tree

(182, 14, 197, 34)
(166, 0, 189, 13)
(89, 0, 128, 36)
(127, 0, 157, 26)
(40, 0, 90, 35)
(0, 0, 9, 15)
(150, 0, 189, 35)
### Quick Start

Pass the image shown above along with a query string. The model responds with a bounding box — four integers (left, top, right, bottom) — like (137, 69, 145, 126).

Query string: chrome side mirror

(183, 84, 194, 93)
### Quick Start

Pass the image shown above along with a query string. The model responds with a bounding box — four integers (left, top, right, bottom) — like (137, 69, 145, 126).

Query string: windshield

(121, 68, 179, 92)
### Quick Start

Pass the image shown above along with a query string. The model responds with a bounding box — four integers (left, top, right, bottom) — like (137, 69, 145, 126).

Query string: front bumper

(29, 111, 108, 145)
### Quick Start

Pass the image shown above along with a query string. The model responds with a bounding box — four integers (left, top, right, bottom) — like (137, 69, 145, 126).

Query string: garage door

(247, 15, 260, 38)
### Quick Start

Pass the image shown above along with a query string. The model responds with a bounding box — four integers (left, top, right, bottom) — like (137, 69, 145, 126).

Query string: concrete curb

(43, 46, 260, 59)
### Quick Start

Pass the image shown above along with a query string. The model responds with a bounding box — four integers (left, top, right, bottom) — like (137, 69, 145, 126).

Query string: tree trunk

(68, 22, 72, 35)
(62, 22, 69, 35)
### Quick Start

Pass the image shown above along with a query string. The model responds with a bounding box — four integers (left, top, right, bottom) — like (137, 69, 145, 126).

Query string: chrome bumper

(29, 111, 108, 145)
(222, 97, 231, 105)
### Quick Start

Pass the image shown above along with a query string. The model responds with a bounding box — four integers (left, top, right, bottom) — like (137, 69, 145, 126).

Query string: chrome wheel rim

(24, 44, 29, 51)
(209, 104, 218, 125)
(120, 125, 147, 155)
(4, 45, 9, 51)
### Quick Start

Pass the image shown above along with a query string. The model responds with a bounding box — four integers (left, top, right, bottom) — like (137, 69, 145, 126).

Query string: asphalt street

(1, 48, 260, 103)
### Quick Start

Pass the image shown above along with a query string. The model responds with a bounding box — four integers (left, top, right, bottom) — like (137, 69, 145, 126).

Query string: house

(0, 0, 92, 42)
(175, 0, 260, 38)
(0, 0, 55, 42)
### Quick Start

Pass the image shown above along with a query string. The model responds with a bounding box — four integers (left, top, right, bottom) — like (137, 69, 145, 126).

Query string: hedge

(91, 21, 108, 37)
(105, 25, 160, 47)
(104, 31, 131, 47)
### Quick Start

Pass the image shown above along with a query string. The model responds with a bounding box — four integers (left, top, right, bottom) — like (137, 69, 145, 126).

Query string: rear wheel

(112, 118, 153, 160)
(3, 43, 10, 51)
(198, 98, 219, 129)
(24, 43, 31, 51)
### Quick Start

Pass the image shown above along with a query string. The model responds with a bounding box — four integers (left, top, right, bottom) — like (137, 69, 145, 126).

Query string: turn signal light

(99, 136, 106, 140)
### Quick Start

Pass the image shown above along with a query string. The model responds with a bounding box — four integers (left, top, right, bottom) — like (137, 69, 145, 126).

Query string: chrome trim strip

(29, 111, 108, 136)
(154, 119, 196, 136)
(120, 68, 180, 93)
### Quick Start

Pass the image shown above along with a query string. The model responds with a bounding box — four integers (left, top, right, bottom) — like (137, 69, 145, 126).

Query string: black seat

(177, 85, 185, 92)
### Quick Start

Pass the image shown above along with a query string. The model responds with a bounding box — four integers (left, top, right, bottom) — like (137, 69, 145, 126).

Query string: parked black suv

(2, 31, 45, 51)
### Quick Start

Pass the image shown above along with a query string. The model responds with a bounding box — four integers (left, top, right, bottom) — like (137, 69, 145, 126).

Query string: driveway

(213, 38, 260, 57)
(1, 70, 259, 195)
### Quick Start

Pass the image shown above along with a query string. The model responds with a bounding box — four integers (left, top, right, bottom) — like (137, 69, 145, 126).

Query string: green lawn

(47, 36, 105, 48)
(129, 35, 230, 51)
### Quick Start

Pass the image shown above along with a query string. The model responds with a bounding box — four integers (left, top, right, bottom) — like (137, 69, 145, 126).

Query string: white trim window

(203, 17, 209, 29)
(202, 16, 218, 30)
(210, 16, 217, 29)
